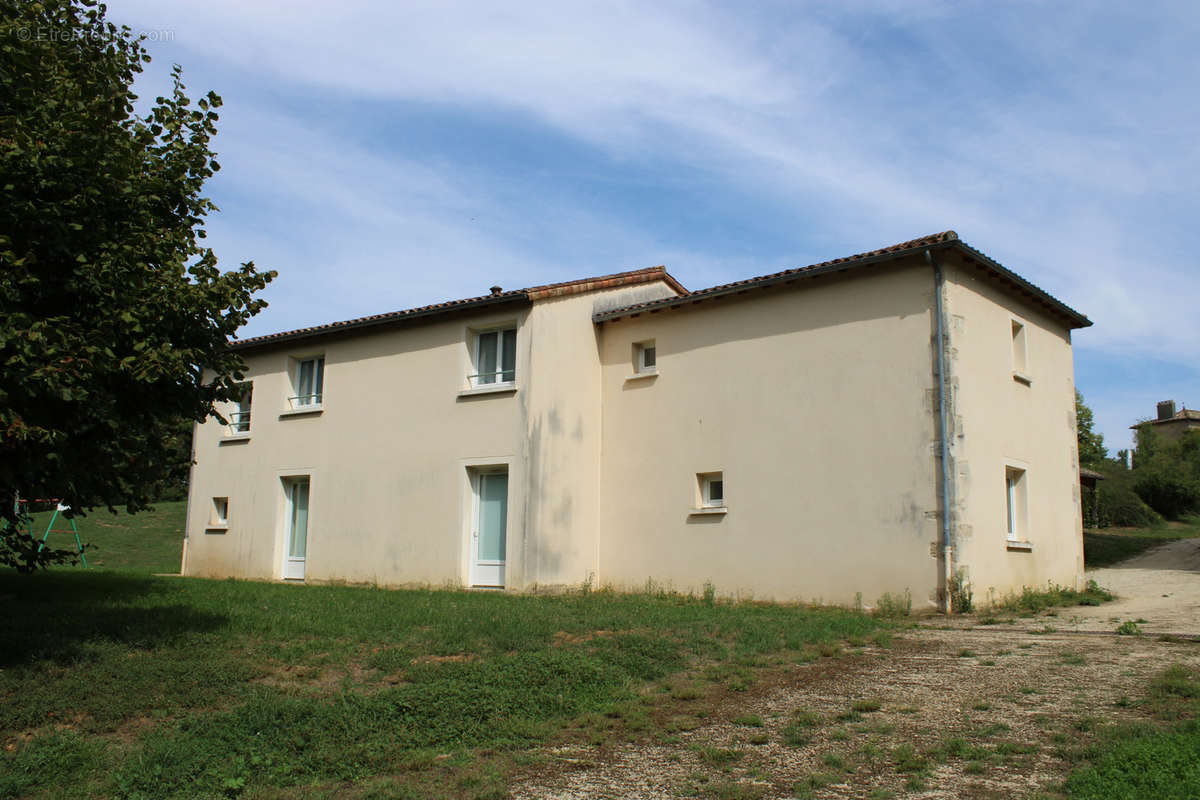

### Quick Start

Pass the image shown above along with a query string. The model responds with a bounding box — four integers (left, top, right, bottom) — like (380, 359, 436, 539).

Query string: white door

(471, 471, 508, 587)
(284, 479, 309, 580)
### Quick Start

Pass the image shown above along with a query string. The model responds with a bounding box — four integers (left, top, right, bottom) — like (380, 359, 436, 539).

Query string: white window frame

(637, 341, 657, 375)
(1004, 463, 1031, 549)
(226, 383, 253, 436)
(467, 325, 517, 390)
(1011, 317, 1031, 385)
(289, 355, 325, 410)
(210, 496, 229, 528)
(695, 471, 726, 513)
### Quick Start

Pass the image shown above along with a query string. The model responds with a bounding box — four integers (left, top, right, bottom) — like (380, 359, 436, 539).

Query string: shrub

(949, 571, 973, 614)
(872, 591, 911, 618)
(1134, 470, 1200, 520)
(1098, 484, 1164, 528)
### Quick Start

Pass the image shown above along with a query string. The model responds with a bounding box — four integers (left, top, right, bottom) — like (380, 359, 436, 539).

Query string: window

(470, 326, 516, 387)
(229, 383, 252, 434)
(635, 341, 657, 375)
(292, 356, 325, 408)
(1005, 466, 1027, 543)
(699, 472, 724, 508)
(1011, 319, 1030, 383)
(211, 497, 229, 527)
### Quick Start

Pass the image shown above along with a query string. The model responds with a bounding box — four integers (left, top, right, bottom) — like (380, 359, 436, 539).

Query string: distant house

(183, 231, 1092, 610)
(1132, 401, 1200, 444)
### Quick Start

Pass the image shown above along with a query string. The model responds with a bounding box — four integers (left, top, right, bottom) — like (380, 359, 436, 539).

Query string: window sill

(204, 525, 228, 534)
(689, 506, 728, 516)
(458, 383, 518, 398)
(626, 370, 658, 382)
(1006, 540, 1033, 552)
(220, 433, 251, 444)
(1012, 372, 1033, 386)
(279, 405, 324, 418)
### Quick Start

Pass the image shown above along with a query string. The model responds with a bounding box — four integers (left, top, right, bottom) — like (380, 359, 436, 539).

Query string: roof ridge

(231, 264, 684, 350)
(592, 230, 1089, 329)
(593, 231, 960, 320)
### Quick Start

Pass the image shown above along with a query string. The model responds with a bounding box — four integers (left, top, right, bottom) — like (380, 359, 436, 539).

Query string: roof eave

(593, 240, 957, 323)
(594, 239, 1092, 330)
(951, 242, 1092, 329)
(229, 293, 531, 353)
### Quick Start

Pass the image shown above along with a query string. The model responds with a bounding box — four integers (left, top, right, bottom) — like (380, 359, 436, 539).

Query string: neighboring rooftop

(594, 231, 1092, 328)
(1132, 400, 1200, 429)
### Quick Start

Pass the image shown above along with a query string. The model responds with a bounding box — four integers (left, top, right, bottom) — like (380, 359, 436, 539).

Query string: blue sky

(115, 0, 1199, 454)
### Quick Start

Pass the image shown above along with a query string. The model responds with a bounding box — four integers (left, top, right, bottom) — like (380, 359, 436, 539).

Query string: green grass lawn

(1064, 663, 1200, 799)
(21, 500, 186, 574)
(1083, 514, 1200, 569)
(0, 568, 886, 799)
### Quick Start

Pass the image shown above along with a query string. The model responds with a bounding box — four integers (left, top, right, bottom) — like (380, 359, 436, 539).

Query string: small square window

(635, 341, 657, 374)
(291, 356, 325, 408)
(211, 497, 229, 527)
(470, 326, 517, 387)
(699, 472, 724, 508)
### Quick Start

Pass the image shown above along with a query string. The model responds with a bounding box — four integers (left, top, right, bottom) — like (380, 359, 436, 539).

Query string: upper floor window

(229, 383, 252, 434)
(470, 327, 516, 388)
(292, 356, 325, 408)
(635, 340, 657, 375)
(1011, 318, 1031, 384)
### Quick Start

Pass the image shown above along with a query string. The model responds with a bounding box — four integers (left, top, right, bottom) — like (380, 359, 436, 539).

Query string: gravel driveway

(511, 539, 1200, 799)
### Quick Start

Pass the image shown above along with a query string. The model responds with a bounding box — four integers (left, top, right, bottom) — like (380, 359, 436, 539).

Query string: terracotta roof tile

(592, 231, 1091, 329)
(231, 265, 684, 351)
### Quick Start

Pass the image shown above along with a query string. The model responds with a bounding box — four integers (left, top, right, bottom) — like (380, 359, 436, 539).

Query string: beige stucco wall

(183, 254, 1086, 607)
(941, 252, 1084, 603)
(595, 260, 944, 606)
(184, 305, 532, 586)
(183, 280, 678, 589)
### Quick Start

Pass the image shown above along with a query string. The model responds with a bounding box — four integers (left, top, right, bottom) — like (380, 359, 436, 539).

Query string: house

(1131, 400, 1200, 444)
(183, 231, 1092, 610)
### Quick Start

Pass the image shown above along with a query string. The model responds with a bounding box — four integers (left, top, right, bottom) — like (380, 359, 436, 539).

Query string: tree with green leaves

(1075, 390, 1106, 466)
(1, 0, 275, 570)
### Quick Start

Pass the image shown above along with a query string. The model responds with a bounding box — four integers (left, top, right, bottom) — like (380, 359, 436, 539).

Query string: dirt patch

(987, 538, 1200, 637)
(552, 630, 617, 646)
(253, 660, 381, 691)
(511, 627, 1200, 799)
(411, 653, 479, 665)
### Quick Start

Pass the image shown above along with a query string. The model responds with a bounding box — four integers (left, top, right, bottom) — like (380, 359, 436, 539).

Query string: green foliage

(0, 0, 274, 569)
(1134, 468, 1200, 521)
(1084, 458, 1164, 529)
(1076, 391, 1107, 465)
(1083, 517, 1200, 568)
(997, 581, 1113, 613)
(872, 591, 911, 618)
(1098, 485, 1165, 529)
(949, 571, 973, 613)
(1130, 427, 1200, 520)
(1116, 620, 1142, 636)
(1064, 719, 1200, 798)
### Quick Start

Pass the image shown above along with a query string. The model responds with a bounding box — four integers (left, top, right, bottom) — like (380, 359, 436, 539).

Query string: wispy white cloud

(114, 0, 1200, 446)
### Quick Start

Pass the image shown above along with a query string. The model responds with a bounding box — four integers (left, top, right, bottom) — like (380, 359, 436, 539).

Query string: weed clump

(872, 591, 912, 618)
